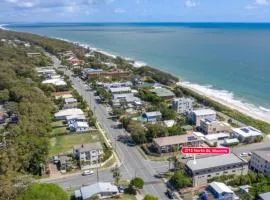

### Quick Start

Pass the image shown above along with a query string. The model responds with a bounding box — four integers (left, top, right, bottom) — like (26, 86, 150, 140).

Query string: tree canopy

(18, 183, 68, 200)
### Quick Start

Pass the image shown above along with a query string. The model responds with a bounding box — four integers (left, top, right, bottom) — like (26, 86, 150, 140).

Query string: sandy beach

(177, 81, 270, 124)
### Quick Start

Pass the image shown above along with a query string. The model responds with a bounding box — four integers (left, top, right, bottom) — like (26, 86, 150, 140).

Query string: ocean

(3, 22, 270, 120)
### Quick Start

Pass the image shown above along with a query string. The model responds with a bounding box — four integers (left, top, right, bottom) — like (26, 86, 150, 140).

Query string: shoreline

(178, 82, 270, 123)
(2, 25, 270, 123)
(57, 35, 270, 124)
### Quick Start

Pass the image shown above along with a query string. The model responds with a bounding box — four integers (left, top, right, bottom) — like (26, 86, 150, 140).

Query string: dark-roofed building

(250, 151, 270, 176)
(153, 134, 203, 154)
(151, 87, 175, 100)
(186, 154, 248, 187)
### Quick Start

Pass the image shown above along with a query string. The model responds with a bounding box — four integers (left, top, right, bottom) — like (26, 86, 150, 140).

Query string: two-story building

(73, 142, 103, 167)
(153, 134, 203, 154)
(190, 109, 216, 126)
(250, 151, 270, 176)
(200, 118, 232, 134)
(186, 154, 248, 187)
(232, 126, 263, 143)
(172, 97, 193, 114)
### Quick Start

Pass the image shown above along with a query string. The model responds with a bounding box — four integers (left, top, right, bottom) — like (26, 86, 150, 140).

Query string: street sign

(181, 147, 230, 155)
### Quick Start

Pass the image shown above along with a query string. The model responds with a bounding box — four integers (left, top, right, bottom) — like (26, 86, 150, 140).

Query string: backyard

(49, 131, 102, 156)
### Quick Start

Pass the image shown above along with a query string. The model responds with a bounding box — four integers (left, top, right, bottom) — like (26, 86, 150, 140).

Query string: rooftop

(259, 192, 270, 200)
(64, 97, 77, 103)
(66, 115, 86, 121)
(109, 87, 131, 93)
(153, 134, 199, 147)
(144, 111, 162, 118)
(84, 68, 103, 73)
(74, 121, 89, 128)
(209, 182, 233, 195)
(76, 182, 118, 200)
(192, 109, 216, 116)
(253, 151, 270, 162)
(55, 108, 84, 118)
(73, 142, 103, 153)
(204, 132, 230, 141)
(151, 87, 175, 97)
(233, 126, 263, 138)
(186, 154, 246, 172)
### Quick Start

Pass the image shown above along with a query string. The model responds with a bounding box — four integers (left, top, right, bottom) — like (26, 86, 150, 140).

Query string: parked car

(182, 154, 192, 159)
(165, 190, 174, 199)
(82, 170, 94, 176)
(240, 152, 248, 157)
(53, 155, 59, 164)
(118, 186, 124, 193)
(248, 152, 253, 156)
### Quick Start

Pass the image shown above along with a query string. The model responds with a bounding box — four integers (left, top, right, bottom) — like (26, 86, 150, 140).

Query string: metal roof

(73, 142, 102, 153)
(186, 154, 246, 172)
(192, 109, 216, 116)
(209, 182, 233, 195)
(259, 192, 270, 200)
(151, 87, 175, 97)
(253, 151, 270, 162)
(78, 182, 118, 200)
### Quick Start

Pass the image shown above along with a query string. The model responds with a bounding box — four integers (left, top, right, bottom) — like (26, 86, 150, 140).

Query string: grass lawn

(50, 120, 69, 136)
(49, 131, 102, 156)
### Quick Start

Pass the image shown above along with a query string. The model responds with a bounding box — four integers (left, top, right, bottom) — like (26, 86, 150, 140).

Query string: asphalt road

(48, 55, 170, 199)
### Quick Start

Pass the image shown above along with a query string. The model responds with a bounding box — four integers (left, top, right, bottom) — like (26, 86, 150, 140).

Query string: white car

(240, 152, 248, 157)
(82, 170, 94, 176)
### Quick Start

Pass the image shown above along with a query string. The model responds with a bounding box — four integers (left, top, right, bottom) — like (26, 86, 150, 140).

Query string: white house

(190, 109, 216, 126)
(63, 97, 78, 108)
(172, 97, 193, 114)
(232, 126, 263, 142)
(70, 121, 90, 132)
(42, 78, 66, 86)
(75, 182, 118, 200)
(66, 115, 86, 124)
(54, 108, 84, 120)
(73, 142, 103, 167)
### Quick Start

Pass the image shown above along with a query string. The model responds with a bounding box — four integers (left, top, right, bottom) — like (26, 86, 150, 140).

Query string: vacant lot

(49, 131, 102, 156)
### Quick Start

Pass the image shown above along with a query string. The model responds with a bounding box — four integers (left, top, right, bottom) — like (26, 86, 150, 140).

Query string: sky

(0, 0, 270, 23)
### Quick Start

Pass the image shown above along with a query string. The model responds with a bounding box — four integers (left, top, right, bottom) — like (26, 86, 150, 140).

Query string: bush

(130, 177, 144, 189)
(170, 170, 192, 189)
(18, 183, 68, 200)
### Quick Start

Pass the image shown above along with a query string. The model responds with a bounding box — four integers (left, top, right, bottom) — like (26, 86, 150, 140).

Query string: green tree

(145, 122, 168, 141)
(0, 89, 9, 102)
(130, 177, 144, 189)
(143, 194, 158, 200)
(18, 183, 68, 200)
(170, 170, 192, 189)
(127, 121, 146, 144)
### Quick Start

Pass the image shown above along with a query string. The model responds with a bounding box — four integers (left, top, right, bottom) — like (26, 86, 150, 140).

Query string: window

(207, 175, 211, 177)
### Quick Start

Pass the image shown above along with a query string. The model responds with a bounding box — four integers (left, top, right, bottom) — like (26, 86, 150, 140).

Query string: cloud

(185, 0, 199, 8)
(245, 0, 269, 9)
(114, 8, 126, 13)
(17, 1, 36, 8)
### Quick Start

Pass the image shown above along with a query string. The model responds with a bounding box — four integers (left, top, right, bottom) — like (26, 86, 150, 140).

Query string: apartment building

(250, 151, 270, 176)
(172, 97, 193, 114)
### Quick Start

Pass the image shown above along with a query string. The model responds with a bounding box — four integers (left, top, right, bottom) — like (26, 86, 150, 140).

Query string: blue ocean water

(3, 23, 270, 119)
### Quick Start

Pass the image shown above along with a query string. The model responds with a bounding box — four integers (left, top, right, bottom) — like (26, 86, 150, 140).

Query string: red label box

(181, 147, 230, 155)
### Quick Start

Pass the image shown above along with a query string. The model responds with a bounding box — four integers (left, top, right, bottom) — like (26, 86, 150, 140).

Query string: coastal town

(0, 29, 270, 200)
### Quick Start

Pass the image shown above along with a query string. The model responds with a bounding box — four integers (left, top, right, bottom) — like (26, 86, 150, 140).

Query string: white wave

(0, 24, 9, 30)
(178, 81, 270, 123)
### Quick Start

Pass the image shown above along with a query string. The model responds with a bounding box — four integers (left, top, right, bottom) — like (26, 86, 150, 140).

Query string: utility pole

(97, 156, 100, 183)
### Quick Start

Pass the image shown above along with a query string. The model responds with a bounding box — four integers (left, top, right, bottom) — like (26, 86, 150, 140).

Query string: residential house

(172, 97, 193, 114)
(200, 118, 232, 134)
(223, 138, 240, 147)
(74, 182, 118, 200)
(163, 120, 176, 128)
(151, 87, 175, 101)
(249, 151, 270, 176)
(185, 154, 248, 187)
(153, 134, 203, 154)
(57, 155, 72, 172)
(259, 192, 270, 200)
(42, 78, 66, 86)
(63, 97, 78, 108)
(54, 108, 84, 120)
(142, 111, 162, 122)
(66, 115, 86, 124)
(232, 126, 263, 143)
(69, 121, 90, 133)
(52, 91, 73, 99)
(109, 87, 131, 94)
(208, 182, 238, 200)
(204, 132, 230, 146)
(190, 109, 216, 126)
(83, 68, 130, 80)
(73, 142, 103, 167)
